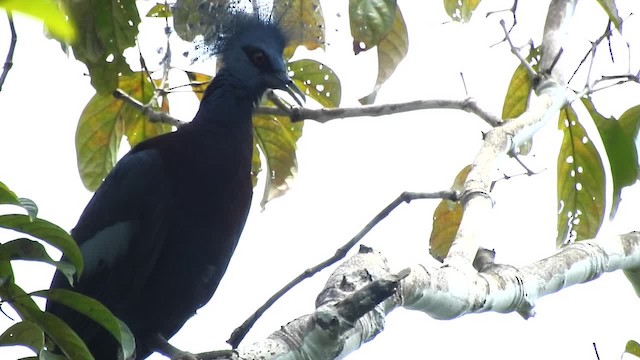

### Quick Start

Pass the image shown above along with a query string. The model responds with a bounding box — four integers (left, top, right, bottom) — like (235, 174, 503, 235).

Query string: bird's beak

(270, 73, 306, 107)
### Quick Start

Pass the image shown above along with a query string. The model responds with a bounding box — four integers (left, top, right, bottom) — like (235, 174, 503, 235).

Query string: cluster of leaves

(429, 0, 639, 260)
(0, 182, 134, 359)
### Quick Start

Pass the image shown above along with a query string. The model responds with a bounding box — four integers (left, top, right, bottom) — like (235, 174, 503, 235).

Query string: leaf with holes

(185, 71, 213, 101)
(274, 0, 325, 58)
(288, 59, 341, 108)
(76, 72, 171, 191)
(359, 6, 407, 105)
(443, 0, 481, 23)
(0, 321, 44, 355)
(349, 0, 397, 54)
(146, 3, 172, 17)
(556, 106, 605, 247)
(582, 98, 638, 219)
(0, 215, 82, 278)
(596, 0, 622, 32)
(253, 105, 303, 209)
(59, 0, 140, 93)
(430, 165, 471, 261)
(33, 289, 135, 360)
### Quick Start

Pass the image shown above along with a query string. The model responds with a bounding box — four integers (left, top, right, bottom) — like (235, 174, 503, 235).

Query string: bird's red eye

(251, 51, 266, 66)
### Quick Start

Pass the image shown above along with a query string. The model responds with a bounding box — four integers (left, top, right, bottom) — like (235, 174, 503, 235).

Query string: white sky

(1, 0, 640, 359)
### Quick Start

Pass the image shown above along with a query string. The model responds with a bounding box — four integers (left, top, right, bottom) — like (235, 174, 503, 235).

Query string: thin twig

(487, 0, 518, 45)
(500, 19, 536, 78)
(0, 11, 16, 92)
(113, 89, 185, 127)
(278, 98, 503, 127)
(227, 190, 459, 348)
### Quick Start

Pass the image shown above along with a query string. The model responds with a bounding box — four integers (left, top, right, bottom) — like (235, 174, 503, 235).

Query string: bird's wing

(48, 146, 172, 344)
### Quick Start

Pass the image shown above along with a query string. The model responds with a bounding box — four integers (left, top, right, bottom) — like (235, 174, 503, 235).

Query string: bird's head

(216, 15, 305, 106)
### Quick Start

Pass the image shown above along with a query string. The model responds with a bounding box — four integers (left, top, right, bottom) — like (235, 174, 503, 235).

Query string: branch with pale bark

(218, 233, 640, 360)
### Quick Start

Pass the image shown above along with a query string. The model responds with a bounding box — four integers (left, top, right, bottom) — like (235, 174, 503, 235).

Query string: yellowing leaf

(146, 3, 172, 17)
(596, 0, 622, 32)
(430, 165, 471, 261)
(185, 71, 213, 101)
(253, 104, 303, 209)
(556, 106, 605, 247)
(502, 64, 533, 154)
(443, 0, 481, 23)
(274, 0, 325, 58)
(76, 72, 171, 191)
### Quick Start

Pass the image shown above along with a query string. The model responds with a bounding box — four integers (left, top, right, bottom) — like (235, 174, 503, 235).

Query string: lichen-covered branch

(226, 232, 640, 360)
(444, 0, 576, 266)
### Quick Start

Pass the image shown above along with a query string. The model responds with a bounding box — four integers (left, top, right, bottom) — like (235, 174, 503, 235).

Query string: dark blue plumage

(47, 14, 303, 360)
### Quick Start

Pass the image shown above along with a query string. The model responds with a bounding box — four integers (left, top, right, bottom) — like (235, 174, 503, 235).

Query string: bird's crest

(189, 0, 294, 62)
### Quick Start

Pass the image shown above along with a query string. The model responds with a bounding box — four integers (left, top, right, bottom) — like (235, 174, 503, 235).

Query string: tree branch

(0, 11, 16, 92)
(277, 98, 503, 127)
(444, 0, 575, 266)
(228, 232, 640, 360)
(228, 191, 457, 348)
(112, 89, 186, 127)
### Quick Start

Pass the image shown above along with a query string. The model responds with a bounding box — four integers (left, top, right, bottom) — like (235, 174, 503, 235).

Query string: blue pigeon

(47, 13, 304, 360)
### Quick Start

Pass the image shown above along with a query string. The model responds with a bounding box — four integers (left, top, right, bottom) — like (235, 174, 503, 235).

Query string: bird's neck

(192, 70, 263, 128)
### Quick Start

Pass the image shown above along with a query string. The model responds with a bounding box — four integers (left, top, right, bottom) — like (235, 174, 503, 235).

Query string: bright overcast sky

(1, 0, 640, 359)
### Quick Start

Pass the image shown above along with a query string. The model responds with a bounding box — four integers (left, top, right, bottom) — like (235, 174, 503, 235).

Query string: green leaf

(0, 321, 44, 355)
(619, 105, 640, 178)
(626, 340, 640, 357)
(0, 284, 94, 360)
(596, 0, 622, 32)
(32, 289, 135, 360)
(288, 59, 341, 108)
(0, 239, 76, 285)
(0, 0, 75, 41)
(146, 3, 172, 17)
(76, 72, 171, 191)
(349, 0, 397, 54)
(37, 312, 94, 360)
(0, 215, 82, 277)
(582, 98, 638, 219)
(253, 106, 304, 209)
(59, 0, 140, 93)
(0, 260, 14, 288)
(556, 106, 605, 247)
(274, 0, 325, 59)
(359, 6, 407, 105)
(430, 165, 470, 261)
(0, 181, 20, 206)
(0, 182, 38, 220)
(443, 0, 481, 23)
